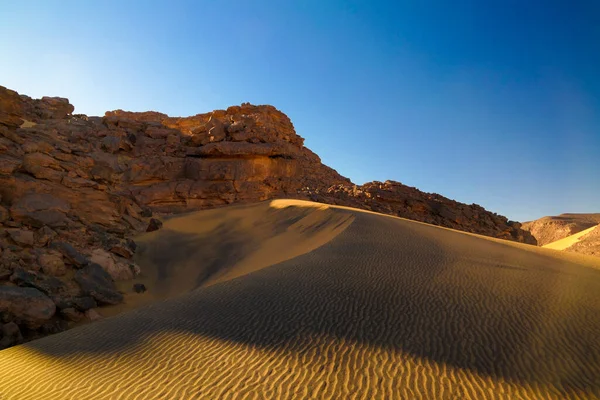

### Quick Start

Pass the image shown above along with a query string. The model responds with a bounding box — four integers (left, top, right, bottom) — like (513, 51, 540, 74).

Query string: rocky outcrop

(567, 225, 600, 257)
(301, 181, 537, 244)
(521, 214, 600, 246)
(0, 85, 539, 348)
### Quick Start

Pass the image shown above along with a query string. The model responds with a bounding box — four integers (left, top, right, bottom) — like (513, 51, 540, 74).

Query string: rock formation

(522, 213, 600, 256)
(0, 85, 536, 348)
(521, 214, 600, 246)
(302, 182, 537, 244)
(566, 225, 600, 257)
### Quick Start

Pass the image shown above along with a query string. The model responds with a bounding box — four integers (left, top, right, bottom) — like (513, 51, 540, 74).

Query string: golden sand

(0, 200, 599, 399)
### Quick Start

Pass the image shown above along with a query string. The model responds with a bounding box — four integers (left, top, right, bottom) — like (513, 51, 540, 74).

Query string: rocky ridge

(1, 85, 535, 349)
(302, 182, 536, 244)
(521, 214, 600, 246)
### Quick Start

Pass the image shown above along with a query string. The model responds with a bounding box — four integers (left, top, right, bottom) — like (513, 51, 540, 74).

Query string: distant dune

(0, 201, 599, 399)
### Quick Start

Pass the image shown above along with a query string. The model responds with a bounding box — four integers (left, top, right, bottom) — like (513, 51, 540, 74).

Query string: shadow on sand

(20, 211, 600, 395)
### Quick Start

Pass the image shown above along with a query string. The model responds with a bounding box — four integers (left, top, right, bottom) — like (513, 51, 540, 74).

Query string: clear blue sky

(1, 1, 598, 222)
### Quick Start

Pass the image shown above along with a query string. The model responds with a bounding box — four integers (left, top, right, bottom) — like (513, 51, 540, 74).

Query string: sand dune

(0, 200, 599, 399)
(543, 224, 599, 251)
(103, 200, 354, 317)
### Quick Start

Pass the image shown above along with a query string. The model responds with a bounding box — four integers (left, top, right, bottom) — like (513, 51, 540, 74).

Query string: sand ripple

(0, 202, 599, 399)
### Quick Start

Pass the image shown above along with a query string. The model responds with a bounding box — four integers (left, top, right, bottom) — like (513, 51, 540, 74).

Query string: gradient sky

(1, 0, 598, 221)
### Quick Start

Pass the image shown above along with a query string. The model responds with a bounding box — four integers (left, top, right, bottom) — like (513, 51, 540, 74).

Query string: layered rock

(0, 85, 538, 348)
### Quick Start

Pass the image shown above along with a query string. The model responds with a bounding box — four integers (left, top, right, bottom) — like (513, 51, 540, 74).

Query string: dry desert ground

(0, 200, 599, 399)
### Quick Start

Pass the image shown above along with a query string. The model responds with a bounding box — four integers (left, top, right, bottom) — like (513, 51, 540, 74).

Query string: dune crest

(103, 200, 354, 316)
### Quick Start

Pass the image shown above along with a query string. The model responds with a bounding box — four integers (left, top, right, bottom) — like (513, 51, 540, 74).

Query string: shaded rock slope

(0, 85, 535, 348)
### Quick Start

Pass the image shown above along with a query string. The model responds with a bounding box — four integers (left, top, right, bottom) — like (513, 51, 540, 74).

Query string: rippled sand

(0, 200, 599, 399)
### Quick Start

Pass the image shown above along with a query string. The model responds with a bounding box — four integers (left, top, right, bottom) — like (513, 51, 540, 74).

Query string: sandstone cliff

(0, 85, 535, 349)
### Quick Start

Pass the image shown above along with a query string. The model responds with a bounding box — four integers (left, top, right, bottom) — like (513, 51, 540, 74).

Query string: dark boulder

(133, 283, 147, 293)
(60, 307, 84, 322)
(146, 218, 163, 232)
(10, 268, 68, 296)
(0, 286, 56, 328)
(50, 241, 88, 268)
(0, 322, 23, 349)
(74, 263, 123, 305)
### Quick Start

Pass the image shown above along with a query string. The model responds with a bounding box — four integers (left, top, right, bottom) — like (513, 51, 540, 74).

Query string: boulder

(10, 193, 70, 228)
(38, 250, 66, 276)
(38, 318, 68, 335)
(37, 96, 74, 119)
(10, 268, 68, 296)
(90, 248, 134, 281)
(72, 296, 97, 311)
(0, 86, 24, 128)
(35, 226, 57, 246)
(109, 242, 134, 259)
(146, 218, 163, 232)
(53, 295, 97, 312)
(50, 242, 88, 267)
(60, 307, 84, 322)
(133, 283, 147, 293)
(6, 229, 34, 247)
(85, 308, 103, 322)
(122, 214, 146, 231)
(0, 322, 23, 349)
(0, 286, 56, 328)
(126, 238, 137, 251)
(74, 263, 123, 305)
